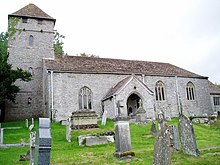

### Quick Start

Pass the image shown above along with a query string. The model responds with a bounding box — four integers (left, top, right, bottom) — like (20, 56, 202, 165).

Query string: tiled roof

(102, 75, 154, 101)
(44, 56, 207, 79)
(102, 76, 132, 101)
(209, 81, 220, 95)
(9, 3, 55, 21)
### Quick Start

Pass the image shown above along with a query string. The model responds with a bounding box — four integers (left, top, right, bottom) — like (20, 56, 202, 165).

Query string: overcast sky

(1, 0, 220, 83)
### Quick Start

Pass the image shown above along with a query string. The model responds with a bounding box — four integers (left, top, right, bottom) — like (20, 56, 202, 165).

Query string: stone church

(5, 4, 220, 121)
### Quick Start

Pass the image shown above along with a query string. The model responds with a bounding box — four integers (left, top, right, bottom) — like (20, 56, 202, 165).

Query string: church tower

(6, 4, 56, 121)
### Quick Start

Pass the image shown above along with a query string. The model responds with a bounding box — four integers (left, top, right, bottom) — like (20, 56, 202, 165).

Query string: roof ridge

(9, 3, 55, 21)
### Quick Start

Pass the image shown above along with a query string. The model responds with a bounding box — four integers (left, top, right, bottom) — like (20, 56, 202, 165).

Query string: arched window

(155, 81, 166, 101)
(79, 86, 92, 110)
(28, 67, 33, 76)
(186, 82, 195, 100)
(29, 35, 34, 46)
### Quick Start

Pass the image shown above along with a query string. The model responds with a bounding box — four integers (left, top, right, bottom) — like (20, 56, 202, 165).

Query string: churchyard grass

(0, 118, 220, 164)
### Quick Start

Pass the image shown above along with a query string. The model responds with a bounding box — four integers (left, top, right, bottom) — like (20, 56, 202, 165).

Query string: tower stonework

(6, 4, 55, 121)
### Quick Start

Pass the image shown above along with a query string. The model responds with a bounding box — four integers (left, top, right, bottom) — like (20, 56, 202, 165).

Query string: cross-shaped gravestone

(136, 99, 146, 123)
(117, 100, 124, 117)
(30, 131, 36, 165)
(66, 118, 72, 142)
(158, 111, 165, 130)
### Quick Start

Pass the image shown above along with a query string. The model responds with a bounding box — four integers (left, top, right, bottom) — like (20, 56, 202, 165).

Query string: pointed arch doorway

(127, 93, 141, 117)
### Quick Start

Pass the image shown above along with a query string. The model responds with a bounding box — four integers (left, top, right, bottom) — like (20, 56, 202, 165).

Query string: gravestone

(32, 118, 34, 126)
(153, 123, 171, 165)
(158, 111, 165, 130)
(66, 118, 72, 142)
(135, 99, 146, 123)
(25, 119, 28, 128)
(169, 125, 180, 151)
(34, 118, 52, 165)
(101, 110, 107, 126)
(114, 117, 132, 157)
(150, 121, 157, 135)
(178, 114, 199, 156)
(30, 131, 36, 165)
(0, 128, 3, 144)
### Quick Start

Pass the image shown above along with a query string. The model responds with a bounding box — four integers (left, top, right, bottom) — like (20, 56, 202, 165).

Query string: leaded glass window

(79, 86, 92, 110)
(155, 81, 166, 101)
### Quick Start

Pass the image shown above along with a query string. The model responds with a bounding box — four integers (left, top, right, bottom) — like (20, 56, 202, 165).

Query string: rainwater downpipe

(113, 95, 117, 117)
(50, 71, 54, 118)
(175, 76, 180, 114)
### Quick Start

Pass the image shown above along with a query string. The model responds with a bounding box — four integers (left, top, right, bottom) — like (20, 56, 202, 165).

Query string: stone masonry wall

(5, 17, 54, 121)
(46, 72, 212, 121)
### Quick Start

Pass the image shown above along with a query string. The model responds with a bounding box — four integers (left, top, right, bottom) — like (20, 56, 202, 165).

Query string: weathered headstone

(114, 117, 132, 157)
(150, 121, 157, 135)
(29, 124, 34, 131)
(25, 119, 28, 128)
(101, 110, 107, 126)
(34, 118, 52, 165)
(153, 123, 171, 165)
(169, 125, 180, 151)
(178, 114, 199, 156)
(30, 131, 36, 165)
(32, 118, 34, 126)
(66, 118, 72, 142)
(135, 99, 146, 123)
(0, 128, 3, 144)
(158, 111, 165, 130)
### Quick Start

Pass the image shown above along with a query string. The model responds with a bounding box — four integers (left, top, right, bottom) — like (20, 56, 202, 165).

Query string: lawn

(0, 118, 220, 165)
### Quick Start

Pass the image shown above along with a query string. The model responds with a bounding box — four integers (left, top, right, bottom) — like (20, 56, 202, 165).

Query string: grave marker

(32, 118, 34, 126)
(101, 110, 107, 126)
(25, 119, 28, 128)
(150, 121, 157, 135)
(30, 132, 36, 165)
(169, 125, 180, 151)
(153, 123, 171, 165)
(178, 114, 199, 156)
(135, 99, 146, 123)
(0, 128, 3, 144)
(66, 118, 72, 142)
(114, 117, 132, 157)
(158, 111, 165, 130)
(34, 118, 52, 165)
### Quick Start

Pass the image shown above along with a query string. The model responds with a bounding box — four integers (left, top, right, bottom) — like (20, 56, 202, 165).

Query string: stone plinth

(70, 111, 99, 129)
(114, 117, 132, 157)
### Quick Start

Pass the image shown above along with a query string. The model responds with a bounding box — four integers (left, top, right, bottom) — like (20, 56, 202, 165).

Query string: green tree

(0, 32, 31, 122)
(80, 52, 99, 57)
(54, 31, 65, 57)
